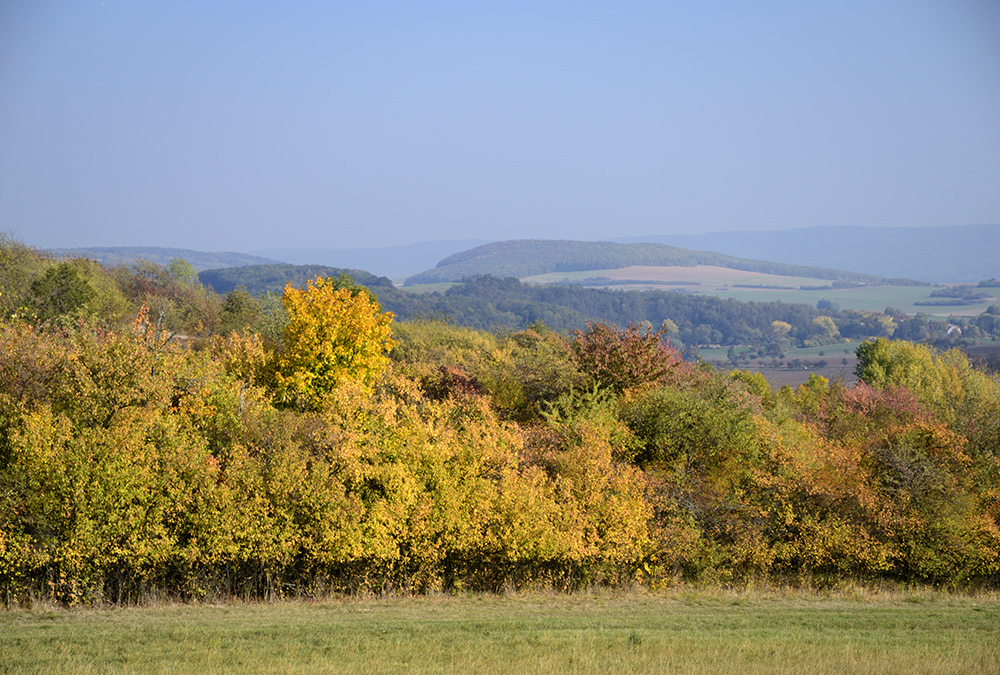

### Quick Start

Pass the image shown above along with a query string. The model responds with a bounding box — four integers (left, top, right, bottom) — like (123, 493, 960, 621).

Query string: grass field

(3, 590, 998, 674)
(523, 266, 996, 317)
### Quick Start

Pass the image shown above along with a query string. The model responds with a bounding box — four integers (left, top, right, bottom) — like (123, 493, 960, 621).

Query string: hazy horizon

(3, 2, 998, 252)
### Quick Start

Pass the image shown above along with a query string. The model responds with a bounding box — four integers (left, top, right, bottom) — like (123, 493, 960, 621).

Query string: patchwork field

(522, 266, 996, 316)
(3, 591, 997, 674)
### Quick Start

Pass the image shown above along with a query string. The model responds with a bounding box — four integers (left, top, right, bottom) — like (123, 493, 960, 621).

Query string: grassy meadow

(522, 265, 996, 316)
(3, 590, 998, 674)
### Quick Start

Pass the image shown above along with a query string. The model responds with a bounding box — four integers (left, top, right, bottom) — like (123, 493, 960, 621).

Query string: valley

(520, 265, 996, 316)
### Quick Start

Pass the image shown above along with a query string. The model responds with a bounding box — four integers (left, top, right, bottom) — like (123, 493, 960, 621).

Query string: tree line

(1, 236, 998, 604)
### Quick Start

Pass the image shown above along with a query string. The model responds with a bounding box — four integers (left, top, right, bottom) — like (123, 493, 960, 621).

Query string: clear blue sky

(2, 1, 998, 252)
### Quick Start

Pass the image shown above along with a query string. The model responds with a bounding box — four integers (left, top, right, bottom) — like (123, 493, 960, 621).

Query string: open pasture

(3, 590, 998, 674)
(523, 265, 995, 316)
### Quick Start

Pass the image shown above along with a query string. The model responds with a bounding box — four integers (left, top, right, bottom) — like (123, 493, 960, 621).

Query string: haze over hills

(252, 240, 494, 280)
(40, 224, 996, 286)
(613, 225, 999, 284)
(248, 224, 998, 284)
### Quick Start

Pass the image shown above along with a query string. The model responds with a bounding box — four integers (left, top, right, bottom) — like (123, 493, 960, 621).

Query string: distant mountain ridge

(613, 224, 1000, 283)
(404, 239, 903, 286)
(47, 246, 281, 272)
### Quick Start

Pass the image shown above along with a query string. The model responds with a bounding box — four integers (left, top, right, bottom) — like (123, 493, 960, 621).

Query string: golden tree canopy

(276, 275, 395, 406)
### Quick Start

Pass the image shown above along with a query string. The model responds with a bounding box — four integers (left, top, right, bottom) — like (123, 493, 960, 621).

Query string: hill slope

(614, 224, 1000, 283)
(403, 240, 900, 286)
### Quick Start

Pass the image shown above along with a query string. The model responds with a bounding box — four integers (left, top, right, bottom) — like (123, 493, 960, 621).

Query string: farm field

(699, 343, 862, 388)
(701, 340, 1000, 388)
(522, 266, 996, 316)
(3, 591, 998, 674)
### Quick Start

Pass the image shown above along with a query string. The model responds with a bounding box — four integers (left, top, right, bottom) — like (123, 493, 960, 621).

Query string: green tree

(219, 287, 259, 334)
(0, 234, 47, 319)
(31, 262, 95, 322)
(168, 258, 198, 286)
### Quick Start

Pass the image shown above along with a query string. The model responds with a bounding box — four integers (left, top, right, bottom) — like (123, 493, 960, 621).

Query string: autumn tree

(854, 338, 964, 419)
(572, 322, 684, 394)
(770, 320, 792, 341)
(810, 315, 840, 341)
(276, 275, 395, 407)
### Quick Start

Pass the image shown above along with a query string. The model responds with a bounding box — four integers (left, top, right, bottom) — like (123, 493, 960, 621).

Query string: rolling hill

(403, 239, 908, 287)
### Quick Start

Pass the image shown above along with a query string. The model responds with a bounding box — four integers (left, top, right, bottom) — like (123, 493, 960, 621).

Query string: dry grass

(3, 586, 999, 674)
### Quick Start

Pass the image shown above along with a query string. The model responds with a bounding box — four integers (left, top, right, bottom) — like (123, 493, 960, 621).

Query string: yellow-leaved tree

(276, 275, 395, 407)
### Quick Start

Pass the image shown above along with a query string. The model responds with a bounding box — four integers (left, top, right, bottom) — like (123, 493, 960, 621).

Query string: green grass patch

(398, 282, 458, 295)
(3, 590, 998, 674)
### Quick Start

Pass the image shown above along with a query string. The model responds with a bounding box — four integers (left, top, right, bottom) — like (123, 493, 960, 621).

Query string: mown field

(3, 590, 998, 674)
(521, 266, 996, 316)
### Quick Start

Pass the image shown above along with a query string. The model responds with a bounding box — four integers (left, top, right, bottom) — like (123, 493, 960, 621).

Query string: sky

(1, 1, 999, 253)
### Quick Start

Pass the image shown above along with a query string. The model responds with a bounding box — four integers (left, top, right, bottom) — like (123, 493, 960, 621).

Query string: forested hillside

(404, 240, 903, 286)
(199, 264, 395, 295)
(2, 236, 999, 605)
